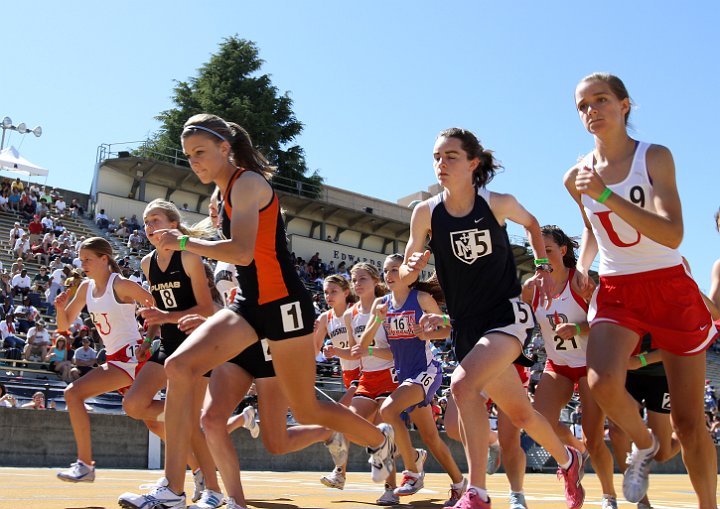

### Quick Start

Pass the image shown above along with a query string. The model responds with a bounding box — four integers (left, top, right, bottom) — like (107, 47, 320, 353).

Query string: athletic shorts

(342, 367, 361, 390)
(107, 340, 145, 382)
(626, 370, 671, 414)
(452, 296, 535, 363)
(230, 292, 315, 341)
(148, 342, 212, 378)
(354, 368, 399, 401)
(544, 358, 588, 384)
(590, 264, 718, 356)
(227, 338, 275, 379)
(400, 360, 443, 413)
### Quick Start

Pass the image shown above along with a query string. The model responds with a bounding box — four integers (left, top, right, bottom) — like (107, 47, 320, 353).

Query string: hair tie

(183, 125, 227, 142)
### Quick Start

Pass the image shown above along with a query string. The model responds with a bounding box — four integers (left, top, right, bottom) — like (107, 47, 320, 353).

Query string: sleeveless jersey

(532, 269, 589, 368)
(350, 304, 393, 373)
(581, 142, 682, 276)
(327, 308, 360, 371)
(220, 169, 309, 305)
(427, 187, 521, 322)
(85, 272, 142, 355)
(383, 289, 435, 380)
(148, 250, 197, 346)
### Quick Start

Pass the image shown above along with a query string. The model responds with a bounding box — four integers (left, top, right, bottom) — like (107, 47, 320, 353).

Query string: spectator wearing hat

(11, 269, 31, 299)
(23, 320, 51, 361)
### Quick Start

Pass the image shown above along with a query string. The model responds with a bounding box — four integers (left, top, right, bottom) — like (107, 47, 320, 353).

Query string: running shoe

(623, 434, 659, 503)
(192, 469, 205, 502)
(556, 446, 585, 509)
(320, 467, 346, 490)
(394, 470, 424, 496)
(138, 476, 168, 490)
(445, 488, 491, 509)
(509, 491, 528, 509)
(601, 495, 619, 509)
(225, 497, 249, 509)
(57, 460, 95, 483)
(637, 503, 653, 509)
(487, 441, 502, 475)
(241, 405, 260, 439)
(118, 486, 186, 509)
(376, 483, 400, 506)
(189, 489, 224, 509)
(415, 447, 428, 472)
(368, 423, 396, 483)
(443, 477, 468, 507)
(325, 431, 349, 466)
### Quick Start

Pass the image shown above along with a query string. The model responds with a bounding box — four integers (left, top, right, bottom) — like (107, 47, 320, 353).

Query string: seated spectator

(53, 220, 65, 236)
(54, 197, 66, 215)
(107, 218, 120, 235)
(127, 213, 141, 231)
(114, 219, 128, 239)
(45, 335, 74, 383)
(47, 264, 72, 311)
(40, 212, 54, 233)
(71, 337, 97, 378)
(15, 296, 40, 333)
(127, 230, 143, 253)
(32, 266, 50, 293)
(27, 214, 44, 245)
(0, 272, 12, 302)
(8, 188, 21, 211)
(13, 234, 31, 261)
(35, 199, 49, 217)
(0, 383, 17, 408)
(8, 222, 24, 248)
(68, 198, 84, 218)
(95, 208, 110, 230)
(128, 269, 143, 285)
(20, 194, 37, 221)
(10, 177, 24, 194)
(10, 257, 25, 276)
(0, 313, 25, 350)
(71, 325, 91, 350)
(38, 186, 52, 204)
(59, 249, 74, 265)
(0, 189, 9, 212)
(21, 391, 46, 409)
(11, 269, 31, 299)
(23, 320, 51, 361)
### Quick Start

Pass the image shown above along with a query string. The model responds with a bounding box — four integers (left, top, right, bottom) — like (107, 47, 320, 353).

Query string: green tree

(150, 36, 322, 196)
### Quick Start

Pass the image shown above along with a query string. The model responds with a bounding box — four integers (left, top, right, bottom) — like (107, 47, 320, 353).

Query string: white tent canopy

(0, 145, 49, 177)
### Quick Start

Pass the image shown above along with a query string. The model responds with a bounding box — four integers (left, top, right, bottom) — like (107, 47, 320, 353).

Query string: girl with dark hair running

(567, 72, 717, 508)
(400, 128, 585, 509)
(119, 114, 394, 509)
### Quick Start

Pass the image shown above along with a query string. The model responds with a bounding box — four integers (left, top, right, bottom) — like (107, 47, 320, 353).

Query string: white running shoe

(241, 405, 260, 439)
(57, 460, 95, 483)
(601, 494, 619, 509)
(376, 483, 400, 506)
(368, 423, 396, 483)
(225, 497, 250, 509)
(443, 477, 468, 507)
(138, 476, 168, 490)
(192, 469, 205, 502)
(487, 441, 502, 475)
(118, 486, 186, 509)
(415, 448, 428, 472)
(623, 434, 659, 503)
(189, 489, 224, 509)
(325, 431, 349, 466)
(394, 470, 424, 496)
(320, 467, 346, 490)
(509, 491, 528, 509)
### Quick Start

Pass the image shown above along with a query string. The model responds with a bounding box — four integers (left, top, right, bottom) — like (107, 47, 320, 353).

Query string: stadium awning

(0, 145, 49, 177)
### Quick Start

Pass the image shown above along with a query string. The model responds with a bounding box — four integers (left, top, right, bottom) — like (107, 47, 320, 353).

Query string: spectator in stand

(9, 222, 24, 248)
(0, 313, 25, 350)
(21, 391, 46, 409)
(127, 229, 142, 254)
(47, 264, 72, 312)
(53, 220, 65, 236)
(55, 196, 67, 215)
(38, 186, 52, 204)
(59, 249, 74, 265)
(127, 213, 141, 232)
(95, 209, 110, 230)
(0, 383, 17, 407)
(40, 212, 54, 233)
(32, 266, 50, 294)
(27, 214, 44, 245)
(13, 233, 31, 261)
(46, 335, 75, 382)
(71, 337, 97, 378)
(11, 269, 31, 299)
(74, 235, 86, 253)
(23, 320, 51, 361)
(8, 188, 21, 211)
(0, 189, 9, 212)
(10, 258, 25, 276)
(35, 199, 49, 217)
(0, 272, 12, 302)
(71, 325, 91, 350)
(15, 296, 40, 333)
(68, 198, 84, 218)
(10, 177, 24, 194)
(20, 193, 37, 220)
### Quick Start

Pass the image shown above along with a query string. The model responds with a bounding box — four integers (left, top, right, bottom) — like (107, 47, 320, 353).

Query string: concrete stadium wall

(1, 408, 717, 475)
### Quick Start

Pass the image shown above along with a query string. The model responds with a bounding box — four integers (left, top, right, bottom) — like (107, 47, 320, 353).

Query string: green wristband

(442, 314, 450, 326)
(574, 323, 581, 336)
(143, 336, 152, 345)
(374, 315, 383, 325)
(638, 354, 648, 367)
(368, 346, 373, 356)
(534, 258, 549, 266)
(597, 187, 612, 204)
(178, 235, 189, 251)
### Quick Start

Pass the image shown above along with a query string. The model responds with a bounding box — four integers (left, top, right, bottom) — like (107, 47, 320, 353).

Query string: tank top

(532, 269, 589, 368)
(383, 289, 435, 380)
(326, 308, 360, 371)
(220, 168, 309, 305)
(427, 187, 521, 322)
(148, 250, 197, 346)
(85, 273, 142, 355)
(581, 142, 683, 275)
(350, 303, 393, 373)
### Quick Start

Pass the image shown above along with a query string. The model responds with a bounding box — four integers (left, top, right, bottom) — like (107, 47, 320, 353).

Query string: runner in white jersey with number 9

(565, 72, 718, 508)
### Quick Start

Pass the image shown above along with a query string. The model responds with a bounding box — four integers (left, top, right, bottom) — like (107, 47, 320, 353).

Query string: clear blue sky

(3, 1, 718, 290)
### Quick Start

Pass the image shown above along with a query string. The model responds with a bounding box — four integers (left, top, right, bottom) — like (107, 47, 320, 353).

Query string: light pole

(1, 116, 42, 150)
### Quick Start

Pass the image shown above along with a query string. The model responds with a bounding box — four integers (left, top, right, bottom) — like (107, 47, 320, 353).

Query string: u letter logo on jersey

(595, 211, 641, 248)
(450, 228, 493, 264)
(90, 312, 112, 335)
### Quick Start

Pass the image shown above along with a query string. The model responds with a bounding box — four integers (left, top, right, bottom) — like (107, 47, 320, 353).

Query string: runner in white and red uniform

(55, 237, 153, 484)
(566, 72, 718, 508)
(524, 225, 618, 508)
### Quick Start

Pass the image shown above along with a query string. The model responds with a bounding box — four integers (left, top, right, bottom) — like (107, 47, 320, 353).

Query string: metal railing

(96, 141, 188, 167)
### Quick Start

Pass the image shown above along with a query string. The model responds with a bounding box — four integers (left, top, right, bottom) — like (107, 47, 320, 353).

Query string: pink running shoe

(443, 488, 491, 509)
(557, 446, 585, 509)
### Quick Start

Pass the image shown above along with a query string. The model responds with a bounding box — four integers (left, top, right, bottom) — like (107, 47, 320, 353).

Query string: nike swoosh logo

(700, 324, 708, 331)
(474, 217, 484, 223)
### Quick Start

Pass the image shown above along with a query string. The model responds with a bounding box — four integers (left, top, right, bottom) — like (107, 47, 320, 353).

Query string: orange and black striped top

(220, 169, 308, 305)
